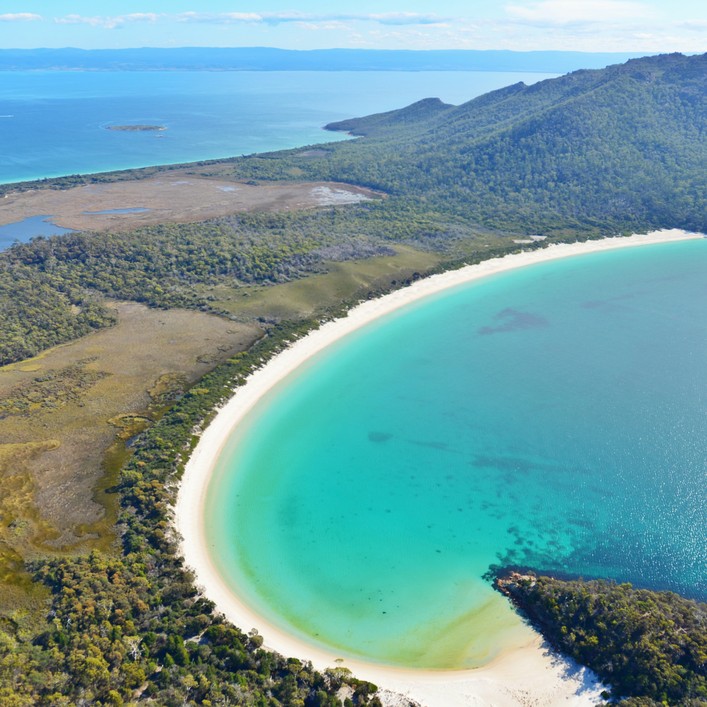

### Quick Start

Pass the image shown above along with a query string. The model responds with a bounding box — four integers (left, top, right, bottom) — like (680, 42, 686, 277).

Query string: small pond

(0, 215, 74, 251)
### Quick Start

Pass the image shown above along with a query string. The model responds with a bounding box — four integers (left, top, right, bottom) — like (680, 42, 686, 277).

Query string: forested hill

(271, 52, 706, 235)
(496, 573, 707, 705)
(1, 53, 705, 366)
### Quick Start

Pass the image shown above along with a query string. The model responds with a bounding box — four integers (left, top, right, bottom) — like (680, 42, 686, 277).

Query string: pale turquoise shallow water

(204, 240, 707, 669)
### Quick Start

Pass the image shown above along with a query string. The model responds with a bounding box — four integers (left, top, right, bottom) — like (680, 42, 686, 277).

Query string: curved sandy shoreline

(176, 229, 703, 707)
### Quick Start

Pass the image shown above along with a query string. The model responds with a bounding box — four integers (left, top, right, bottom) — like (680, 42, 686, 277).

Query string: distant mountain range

(0, 47, 646, 73)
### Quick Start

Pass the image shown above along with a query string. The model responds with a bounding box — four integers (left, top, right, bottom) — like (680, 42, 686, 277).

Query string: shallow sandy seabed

(177, 229, 703, 706)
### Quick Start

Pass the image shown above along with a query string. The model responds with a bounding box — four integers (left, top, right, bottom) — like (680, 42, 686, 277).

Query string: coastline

(176, 228, 703, 707)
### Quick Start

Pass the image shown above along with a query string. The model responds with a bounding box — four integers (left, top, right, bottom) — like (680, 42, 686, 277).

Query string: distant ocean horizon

(0, 69, 557, 185)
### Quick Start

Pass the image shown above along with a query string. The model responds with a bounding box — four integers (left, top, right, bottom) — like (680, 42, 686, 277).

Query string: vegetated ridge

(310, 53, 705, 235)
(496, 573, 707, 706)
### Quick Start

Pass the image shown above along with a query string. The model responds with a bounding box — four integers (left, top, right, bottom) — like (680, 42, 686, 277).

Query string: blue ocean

(205, 240, 707, 669)
(0, 69, 556, 249)
(0, 70, 556, 185)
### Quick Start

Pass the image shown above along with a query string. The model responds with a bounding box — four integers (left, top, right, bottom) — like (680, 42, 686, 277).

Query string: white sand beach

(176, 229, 703, 707)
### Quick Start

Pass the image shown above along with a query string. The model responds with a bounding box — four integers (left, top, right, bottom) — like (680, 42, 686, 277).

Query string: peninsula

(0, 52, 705, 706)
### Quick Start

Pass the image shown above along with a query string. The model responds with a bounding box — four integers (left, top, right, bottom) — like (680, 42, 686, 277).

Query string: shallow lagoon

(204, 240, 707, 669)
(0, 215, 73, 250)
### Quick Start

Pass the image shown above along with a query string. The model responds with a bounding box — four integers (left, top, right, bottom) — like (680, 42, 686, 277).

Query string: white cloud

(505, 0, 652, 25)
(54, 14, 102, 27)
(677, 19, 707, 31)
(490, 1, 707, 51)
(297, 21, 351, 32)
(176, 12, 261, 24)
(0, 13, 42, 22)
(357, 13, 705, 53)
(368, 13, 446, 26)
(55, 13, 159, 30)
(122, 13, 159, 23)
(30, 7, 704, 53)
(175, 12, 446, 27)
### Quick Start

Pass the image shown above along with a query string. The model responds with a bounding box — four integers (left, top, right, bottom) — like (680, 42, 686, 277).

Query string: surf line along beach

(176, 229, 702, 707)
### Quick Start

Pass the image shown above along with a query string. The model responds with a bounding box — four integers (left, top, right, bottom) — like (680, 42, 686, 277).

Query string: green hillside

(247, 52, 706, 234)
(497, 573, 707, 705)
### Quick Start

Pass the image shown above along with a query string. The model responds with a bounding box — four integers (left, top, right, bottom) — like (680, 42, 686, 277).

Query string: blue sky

(2, 1, 705, 52)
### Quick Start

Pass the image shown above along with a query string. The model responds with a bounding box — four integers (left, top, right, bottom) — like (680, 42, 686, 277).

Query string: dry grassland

(0, 172, 378, 233)
(205, 246, 441, 321)
(0, 302, 261, 581)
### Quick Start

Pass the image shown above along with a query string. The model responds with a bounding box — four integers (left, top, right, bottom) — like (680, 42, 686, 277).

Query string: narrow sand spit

(176, 229, 703, 707)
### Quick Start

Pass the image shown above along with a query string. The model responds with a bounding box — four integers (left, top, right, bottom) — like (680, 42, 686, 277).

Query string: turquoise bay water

(205, 240, 707, 669)
(0, 70, 556, 184)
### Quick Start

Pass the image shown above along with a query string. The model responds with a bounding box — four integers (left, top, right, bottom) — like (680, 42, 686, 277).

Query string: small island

(106, 124, 166, 132)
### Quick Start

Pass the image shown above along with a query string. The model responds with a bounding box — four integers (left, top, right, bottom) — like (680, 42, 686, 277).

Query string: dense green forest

(0, 202, 510, 366)
(496, 573, 707, 705)
(0, 52, 705, 704)
(0, 261, 117, 365)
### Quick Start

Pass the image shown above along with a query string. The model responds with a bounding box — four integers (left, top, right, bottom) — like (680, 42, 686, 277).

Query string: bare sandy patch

(310, 185, 372, 206)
